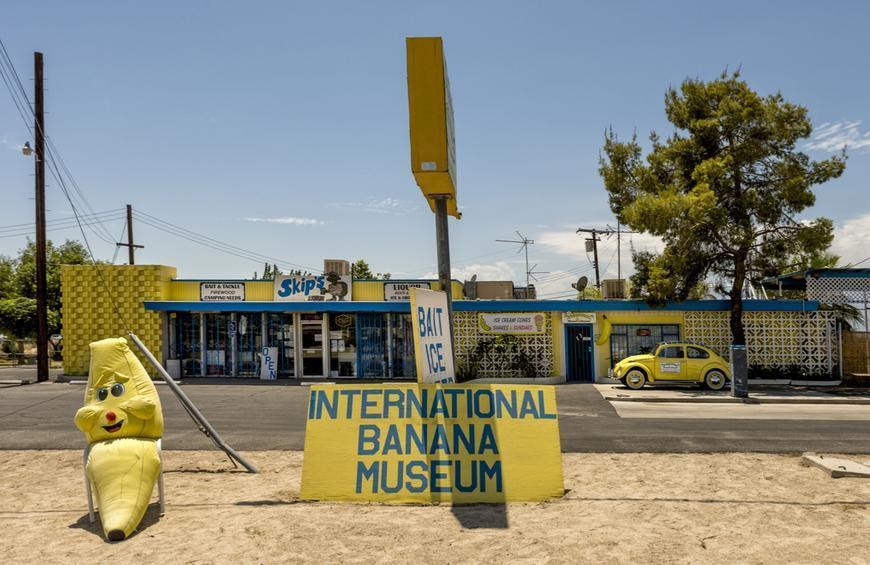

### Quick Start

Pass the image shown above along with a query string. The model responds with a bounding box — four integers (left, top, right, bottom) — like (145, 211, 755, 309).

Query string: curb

(603, 395, 870, 405)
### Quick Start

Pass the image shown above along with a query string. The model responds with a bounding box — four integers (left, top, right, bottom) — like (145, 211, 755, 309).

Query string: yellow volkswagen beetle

(610, 342, 731, 390)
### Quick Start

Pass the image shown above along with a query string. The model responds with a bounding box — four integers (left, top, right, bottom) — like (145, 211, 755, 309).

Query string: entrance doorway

(566, 324, 594, 382)
(300, 313, 326, 377)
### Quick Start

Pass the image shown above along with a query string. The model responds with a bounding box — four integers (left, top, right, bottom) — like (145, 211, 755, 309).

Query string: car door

(685, 346, 711, 382)
(656, 345, 686, 380)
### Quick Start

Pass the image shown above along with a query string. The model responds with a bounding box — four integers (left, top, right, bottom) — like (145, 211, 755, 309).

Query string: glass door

(300, 313, 325, 377)
(266, 313, 295, 378)
(204, 313, 231, 375)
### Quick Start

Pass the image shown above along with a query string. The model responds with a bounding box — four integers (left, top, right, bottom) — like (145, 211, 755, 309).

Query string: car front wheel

(704, 369, 727, 391)
(624, 369, 647, 390)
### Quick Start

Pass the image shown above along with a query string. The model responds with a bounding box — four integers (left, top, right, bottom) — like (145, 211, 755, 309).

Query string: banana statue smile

(74, 338, 164, 541)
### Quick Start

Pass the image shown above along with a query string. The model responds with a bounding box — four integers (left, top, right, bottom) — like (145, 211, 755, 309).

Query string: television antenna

(496, 231, 539, 290)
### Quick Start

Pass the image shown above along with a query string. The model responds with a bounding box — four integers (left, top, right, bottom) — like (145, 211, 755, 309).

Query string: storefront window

(358, 313, 387, 377)
(329, 313, 357, 377)
(610, 324, 680, 366)
(173, 313, 201, 377)
(390, 314, 416, 379)
(235, 314, 262, 377)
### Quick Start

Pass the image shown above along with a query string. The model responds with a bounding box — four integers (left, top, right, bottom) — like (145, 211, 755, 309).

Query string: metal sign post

(730, 344, 749, 398)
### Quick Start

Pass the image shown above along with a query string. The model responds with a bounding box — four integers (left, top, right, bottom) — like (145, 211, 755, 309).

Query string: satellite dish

(572, 276, 588, 292)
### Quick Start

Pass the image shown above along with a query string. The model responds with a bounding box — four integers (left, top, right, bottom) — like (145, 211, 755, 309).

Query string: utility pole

(116, 204, 144, 264)
(576, 228, 602, 288)
(34, 52, 48, 383)
(577, 224, 639, 290)
(496, 231, 536, 289)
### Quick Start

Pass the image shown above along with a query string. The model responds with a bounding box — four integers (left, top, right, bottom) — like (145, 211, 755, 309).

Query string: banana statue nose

(106, 412, 117, 422)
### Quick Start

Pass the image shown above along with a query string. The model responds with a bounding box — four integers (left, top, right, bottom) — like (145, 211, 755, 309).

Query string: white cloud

(243, 216, 325, 226)
(832, 213, 870, 266)
(424, 260, 516, 282)
(330, 197, 421, 216)
(803, 121, 870, 153)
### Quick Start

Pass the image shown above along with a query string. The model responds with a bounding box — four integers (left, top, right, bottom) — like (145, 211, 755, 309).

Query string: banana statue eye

(111, 383, 125, 397)
(97, 388, 109, 401)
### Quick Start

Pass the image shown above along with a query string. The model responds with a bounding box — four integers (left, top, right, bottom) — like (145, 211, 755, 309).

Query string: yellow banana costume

(74, 337, 164, 541)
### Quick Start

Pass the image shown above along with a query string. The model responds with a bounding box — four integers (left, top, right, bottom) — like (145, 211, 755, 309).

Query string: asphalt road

(2, 381, 870, 453)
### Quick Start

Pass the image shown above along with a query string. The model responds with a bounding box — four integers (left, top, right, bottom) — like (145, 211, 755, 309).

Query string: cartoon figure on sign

(533, 314, 545, 332)
(320, 272, 349, 301)
(74, 337, 164, 541)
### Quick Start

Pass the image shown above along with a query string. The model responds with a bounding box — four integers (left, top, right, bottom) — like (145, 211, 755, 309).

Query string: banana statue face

(75, 338, 163, 442)
(74, 337, 164, 541)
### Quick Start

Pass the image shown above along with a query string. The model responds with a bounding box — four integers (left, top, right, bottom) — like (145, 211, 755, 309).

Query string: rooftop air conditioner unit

(324, 259, 350, 276)
(601, 279, 626, 299)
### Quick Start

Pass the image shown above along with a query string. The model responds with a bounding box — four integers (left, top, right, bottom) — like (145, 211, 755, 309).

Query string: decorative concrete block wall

(453, 311, 554, 378)
(683, 311, 837, 374)
(61, 265, 176, 376)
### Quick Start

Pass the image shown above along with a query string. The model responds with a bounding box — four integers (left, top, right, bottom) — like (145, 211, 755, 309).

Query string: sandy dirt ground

(1, 450, 869, 564)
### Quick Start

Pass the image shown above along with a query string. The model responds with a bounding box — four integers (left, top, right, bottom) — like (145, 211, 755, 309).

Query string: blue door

(566, 324, 594, 382)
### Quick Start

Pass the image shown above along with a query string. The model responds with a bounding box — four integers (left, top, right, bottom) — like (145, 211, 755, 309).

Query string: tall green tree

(14, 239, 90, 312)
(599, 72, 845, 345)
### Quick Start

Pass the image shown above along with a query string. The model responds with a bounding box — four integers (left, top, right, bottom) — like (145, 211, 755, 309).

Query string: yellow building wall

(352, 281, 387, 301)
(430, 280, 464, 299)
(550, 313, 564, 377)
(61, 265, 176, 377)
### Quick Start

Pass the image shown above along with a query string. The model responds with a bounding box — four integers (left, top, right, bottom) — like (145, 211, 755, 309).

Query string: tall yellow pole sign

(406, 37, 460, 219)
(299, 383, 564, 503)
(409, 287, 455, 384)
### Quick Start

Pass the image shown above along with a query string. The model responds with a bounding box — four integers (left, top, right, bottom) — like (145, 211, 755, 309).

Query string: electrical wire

(0, 37, 131, 330)
(0, 38, 117, 245)
(134, 209, 322, 273)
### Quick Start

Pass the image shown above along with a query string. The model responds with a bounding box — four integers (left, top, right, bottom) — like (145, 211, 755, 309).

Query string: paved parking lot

(3, 381, 870, 453)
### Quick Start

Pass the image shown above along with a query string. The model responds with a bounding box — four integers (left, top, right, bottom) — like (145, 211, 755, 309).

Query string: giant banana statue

(74, 337, 164, 541)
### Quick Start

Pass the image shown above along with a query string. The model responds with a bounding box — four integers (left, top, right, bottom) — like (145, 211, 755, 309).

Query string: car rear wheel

(624, 369, 647, 390)
(704, 369, 727, 391)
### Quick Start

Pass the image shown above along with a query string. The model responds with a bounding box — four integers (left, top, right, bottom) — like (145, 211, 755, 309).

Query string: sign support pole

(433, 196, 455, 367)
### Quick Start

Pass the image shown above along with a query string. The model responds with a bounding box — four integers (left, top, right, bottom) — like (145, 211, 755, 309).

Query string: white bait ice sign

(409, 288, 454, 384)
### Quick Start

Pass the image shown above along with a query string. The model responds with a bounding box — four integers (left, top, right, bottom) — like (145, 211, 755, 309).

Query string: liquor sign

(384, 282, 430, 301)
(200, 282, 245, 302)
(478, 313, 547, 335)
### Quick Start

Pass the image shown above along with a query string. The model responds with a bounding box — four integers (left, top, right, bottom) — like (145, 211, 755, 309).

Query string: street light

(22, 141, 32, 156)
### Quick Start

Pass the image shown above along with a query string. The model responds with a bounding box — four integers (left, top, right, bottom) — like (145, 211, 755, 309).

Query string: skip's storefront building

(61, 264, 839, 382)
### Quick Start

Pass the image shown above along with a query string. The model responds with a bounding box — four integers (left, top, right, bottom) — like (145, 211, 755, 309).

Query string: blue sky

(2, 1, 869, 298)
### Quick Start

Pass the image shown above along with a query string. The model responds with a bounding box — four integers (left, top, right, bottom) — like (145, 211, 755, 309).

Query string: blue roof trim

(143, 299, 818, 313)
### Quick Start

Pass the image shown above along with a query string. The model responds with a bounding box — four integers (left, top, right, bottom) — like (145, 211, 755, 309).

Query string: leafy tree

(0, 256, 15, 300)
(629, 250, 709, 300)
(350, 259, 373, 279)
(0, 297, 60, 337)
(599, 72, 845, 345)
(349, 259, 391, 280)
(13, 239, 91, 312)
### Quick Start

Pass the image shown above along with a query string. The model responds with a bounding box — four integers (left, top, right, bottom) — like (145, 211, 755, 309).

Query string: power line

(134, 210, 322, 273)
(0, 39, 118, 246)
